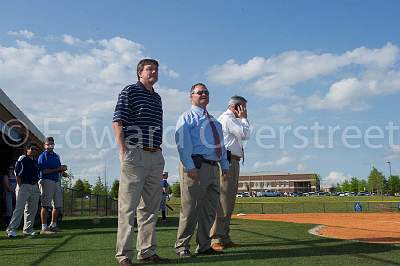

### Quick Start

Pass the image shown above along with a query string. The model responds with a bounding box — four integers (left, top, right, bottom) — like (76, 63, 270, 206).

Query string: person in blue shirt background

(6, 143, 40, 237)
(160, 172, 169, 223)
(174, 83, 229, 258)
(38, 137, 67, 234)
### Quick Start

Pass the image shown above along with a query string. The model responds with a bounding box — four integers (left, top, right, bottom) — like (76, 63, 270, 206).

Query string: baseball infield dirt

(234, 213, 400, 244)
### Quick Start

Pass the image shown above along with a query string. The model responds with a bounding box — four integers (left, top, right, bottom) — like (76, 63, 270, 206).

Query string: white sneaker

(40, 228, 55, 235)
(23, 231, 37, 236)
(6, 229, 17, 238)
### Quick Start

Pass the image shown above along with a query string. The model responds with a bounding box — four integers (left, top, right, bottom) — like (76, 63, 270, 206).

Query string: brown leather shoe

(139, 254, 168, 263)
(211, 243, 224, 251)
(224, 241, 240, 248)
(119, 258, 133, 266)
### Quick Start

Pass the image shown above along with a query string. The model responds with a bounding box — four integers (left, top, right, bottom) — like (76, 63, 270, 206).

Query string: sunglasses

(192, 90, 209, 96)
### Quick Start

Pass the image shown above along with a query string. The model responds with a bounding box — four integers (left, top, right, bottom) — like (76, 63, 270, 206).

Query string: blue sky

(1, 1, 400, 186)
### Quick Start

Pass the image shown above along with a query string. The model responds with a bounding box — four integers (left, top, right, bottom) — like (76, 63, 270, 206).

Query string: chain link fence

(62, 187, 118, 217)
(163, 200, 400, 216)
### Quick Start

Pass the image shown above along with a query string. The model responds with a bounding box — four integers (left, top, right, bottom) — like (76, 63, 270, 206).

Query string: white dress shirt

(218, 109, 250, 157)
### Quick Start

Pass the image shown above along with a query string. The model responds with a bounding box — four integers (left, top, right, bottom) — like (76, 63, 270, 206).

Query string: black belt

(142, 146, 161, 152)
(192, 154, 218, 167)
(201, 158, 218, 166)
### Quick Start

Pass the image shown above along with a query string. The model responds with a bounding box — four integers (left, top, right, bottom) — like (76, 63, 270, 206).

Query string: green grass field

(165, 196, 400, 216)
(1, 216, 400, 266)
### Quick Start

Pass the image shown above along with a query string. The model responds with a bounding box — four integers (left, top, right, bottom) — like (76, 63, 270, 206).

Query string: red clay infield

(234, 213, 400, 244)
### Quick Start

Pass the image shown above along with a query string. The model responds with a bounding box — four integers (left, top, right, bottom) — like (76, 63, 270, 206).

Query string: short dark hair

(45, 136, 54, 143)
(190, 83, 207, 93)
(137, 59, 159, 80)
(25, 142, 37, 151)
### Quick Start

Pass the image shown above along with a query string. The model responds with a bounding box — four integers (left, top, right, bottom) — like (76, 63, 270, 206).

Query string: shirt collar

(136, 81, 154, 94)
(224, 109, 236, 117)
(191, 105, 206, 116)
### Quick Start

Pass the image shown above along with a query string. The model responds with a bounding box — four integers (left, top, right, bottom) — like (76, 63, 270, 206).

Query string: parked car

(236, 192, 250, 197)
(262, 190, 281, 197)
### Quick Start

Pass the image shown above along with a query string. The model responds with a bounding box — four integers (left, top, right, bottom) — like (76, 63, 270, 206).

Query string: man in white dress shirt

(211, 95, 250, 250)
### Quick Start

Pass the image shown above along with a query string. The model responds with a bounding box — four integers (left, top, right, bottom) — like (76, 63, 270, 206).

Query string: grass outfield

(1, 216, 400, 266)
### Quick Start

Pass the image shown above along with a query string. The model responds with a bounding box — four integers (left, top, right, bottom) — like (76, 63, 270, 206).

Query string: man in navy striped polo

(112, 58, 166, 266)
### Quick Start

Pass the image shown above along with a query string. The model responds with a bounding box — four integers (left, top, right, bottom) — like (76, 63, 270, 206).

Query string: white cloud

(1, 33, 182, 183)
(296, 163, 306, 171)
(207, 43, 400, 110)
(7, 29, 35, 39)
(384, 145, 400, 161)
(63, 34, 80, 45)
(157, 86, 189, 123)
(160, 65, 180, 79)
(253, 153, 293, 169)
(323, 171, 351, 186)
(207, 57, 268, 85)
(309, 70, 400, 110)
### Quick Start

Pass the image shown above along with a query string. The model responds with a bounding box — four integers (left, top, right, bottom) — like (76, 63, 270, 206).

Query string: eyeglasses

(192, 90, 209, 96)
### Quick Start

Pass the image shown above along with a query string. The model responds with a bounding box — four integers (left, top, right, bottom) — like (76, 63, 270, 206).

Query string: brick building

(238, 172, 320, 193)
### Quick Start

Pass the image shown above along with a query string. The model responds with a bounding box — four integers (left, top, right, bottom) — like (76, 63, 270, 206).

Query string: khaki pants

(175, 162, 220, 253)
(7, 183, 40, 234)
(115, 148, 165, 262)
(211, 159, 240, 244)
(39, 179, 63, 208)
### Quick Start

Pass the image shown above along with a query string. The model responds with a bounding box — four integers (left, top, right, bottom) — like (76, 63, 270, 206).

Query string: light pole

(386, 161, 392, 178)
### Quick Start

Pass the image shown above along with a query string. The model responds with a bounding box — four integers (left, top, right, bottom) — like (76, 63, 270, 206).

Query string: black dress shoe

(196, 248, 223, 256)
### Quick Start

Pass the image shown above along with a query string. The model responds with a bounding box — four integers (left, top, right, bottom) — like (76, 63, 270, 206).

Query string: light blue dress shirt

(175, 105, 229, 171)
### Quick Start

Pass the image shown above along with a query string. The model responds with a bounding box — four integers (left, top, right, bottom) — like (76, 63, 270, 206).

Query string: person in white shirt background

(211, 95, 250, 251)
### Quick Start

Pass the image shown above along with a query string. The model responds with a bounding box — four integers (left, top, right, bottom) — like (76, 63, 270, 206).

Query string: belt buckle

(143, 146, 159, 152)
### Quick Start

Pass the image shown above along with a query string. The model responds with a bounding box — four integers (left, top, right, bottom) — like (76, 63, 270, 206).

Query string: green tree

(341, 180, 351, 191)
(82, 179, 92, 195)
(311, 173, 320, 191)
(368, 167, 385, 195)
(358, 179, 368, 192)
(172, 182, 180, 198)
(350, 177, 359, 193)
(387, 175, 400, 195)
(335, 183, 342, 192)
(72, 179, 85, 197)
(110, 180, 119, 199)
(92, 176, 107, 196)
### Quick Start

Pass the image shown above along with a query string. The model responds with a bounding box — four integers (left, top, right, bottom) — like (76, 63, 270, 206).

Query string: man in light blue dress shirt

(175, 83, 229, 258)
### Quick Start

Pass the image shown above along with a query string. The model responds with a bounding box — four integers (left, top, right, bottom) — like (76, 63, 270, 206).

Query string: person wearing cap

(211, 95, 250, 251)
(112, 58, 166, 266)
(38, 137, 67, 234)
(174, 83, 229, 258)
(5, 143, 40, 237)
(160, 172, 169, 223)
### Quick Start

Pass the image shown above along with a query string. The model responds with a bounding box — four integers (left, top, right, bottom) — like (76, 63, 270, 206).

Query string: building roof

(240, 171, 315, 177)
(0, 88, 45, 144)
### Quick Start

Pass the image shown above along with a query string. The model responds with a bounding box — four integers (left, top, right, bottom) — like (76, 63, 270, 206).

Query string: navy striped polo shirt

(113, 81, 163, 148)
